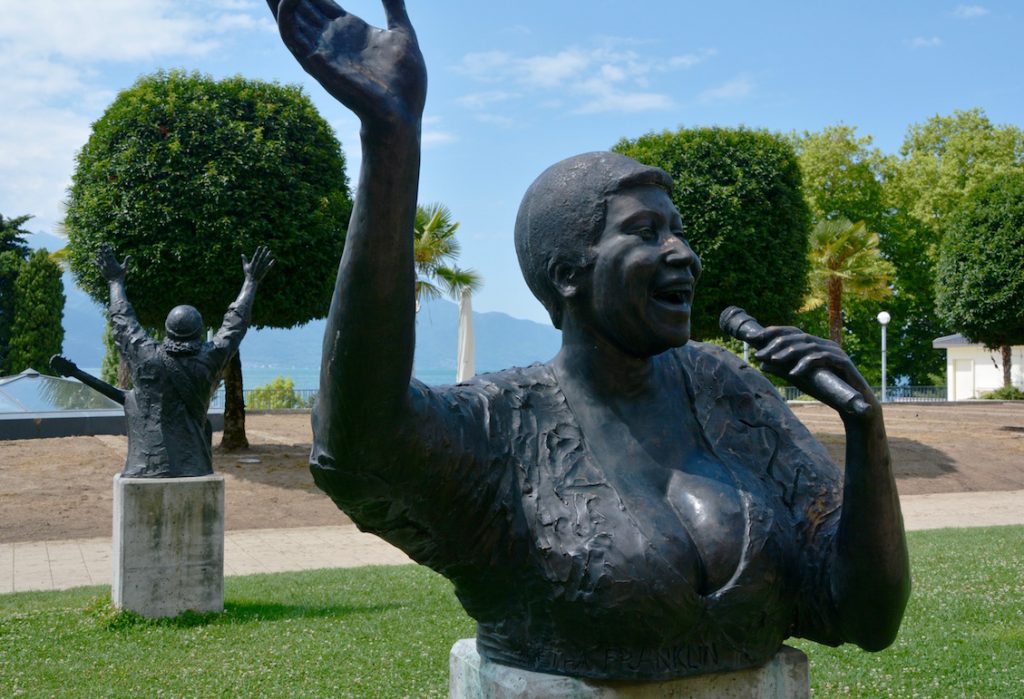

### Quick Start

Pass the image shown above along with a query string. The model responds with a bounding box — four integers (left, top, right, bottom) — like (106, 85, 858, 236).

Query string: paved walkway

(3, 489, 1022, 595)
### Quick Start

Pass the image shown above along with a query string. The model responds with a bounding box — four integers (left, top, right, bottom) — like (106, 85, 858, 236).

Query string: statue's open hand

(268, 0, 426, 128)
(243, 246, 275, 283)
(754, 326, 876, 417)
(96, 244, 129, 283)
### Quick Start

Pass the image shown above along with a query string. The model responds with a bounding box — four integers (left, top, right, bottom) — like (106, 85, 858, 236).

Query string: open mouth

(651, 284, 692, 308)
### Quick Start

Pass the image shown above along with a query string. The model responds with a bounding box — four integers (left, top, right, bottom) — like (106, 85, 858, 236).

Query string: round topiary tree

(936, 170, 1024, 389)
(65, 70, 351, 448)
(614, 127, 811, 341)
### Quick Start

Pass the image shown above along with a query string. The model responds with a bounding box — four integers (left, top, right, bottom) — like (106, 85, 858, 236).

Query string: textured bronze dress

(310, 342, 844, 680)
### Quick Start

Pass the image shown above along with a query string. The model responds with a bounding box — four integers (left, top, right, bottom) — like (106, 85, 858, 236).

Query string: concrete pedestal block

(112, 474, 224, 618)
(449, 639, 809, 699)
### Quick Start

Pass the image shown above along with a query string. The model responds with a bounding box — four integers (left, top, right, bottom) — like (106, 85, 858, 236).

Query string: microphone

(719, 306, 872, 417)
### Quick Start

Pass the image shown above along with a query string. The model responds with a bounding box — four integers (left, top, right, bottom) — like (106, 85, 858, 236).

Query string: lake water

(240, 365, 458, 389)
(81, 365, 459, 391)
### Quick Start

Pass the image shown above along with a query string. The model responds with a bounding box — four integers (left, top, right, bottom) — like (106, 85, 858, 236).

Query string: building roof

(932, 334, 972, 349)
(0, 369, 122, 414)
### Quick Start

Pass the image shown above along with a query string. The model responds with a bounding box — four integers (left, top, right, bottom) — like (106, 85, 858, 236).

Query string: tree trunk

(1001, 345, 1012, 389)
(117, 356, 133, 390)
(827, 278, 844, 346)
(220, 350, 249, 450)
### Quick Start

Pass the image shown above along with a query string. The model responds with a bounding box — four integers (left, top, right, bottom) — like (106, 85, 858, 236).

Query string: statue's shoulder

(673, 341, 779, 398)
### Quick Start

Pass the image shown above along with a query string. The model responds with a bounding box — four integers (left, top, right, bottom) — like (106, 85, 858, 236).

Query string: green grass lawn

(1, 526, 1021, 697)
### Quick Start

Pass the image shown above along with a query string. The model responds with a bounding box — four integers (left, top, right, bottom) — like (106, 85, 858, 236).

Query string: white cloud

(908, 36, 943, 49)
(454, 40, 711, 118)
(952, 4, 989, 19)
(0, 0, 274, 230)
(456, 91, 521, 110)
(698, 76, 753, 104)
(423, 130, 457, 147)
(668, 50, 717, 70)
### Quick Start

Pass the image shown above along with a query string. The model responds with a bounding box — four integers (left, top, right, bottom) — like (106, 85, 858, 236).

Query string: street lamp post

(877, 311, 891, 403)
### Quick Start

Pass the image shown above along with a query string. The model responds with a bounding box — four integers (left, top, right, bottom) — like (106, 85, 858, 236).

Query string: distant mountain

(50, 245, 560, 374)
(223, 296, 560, 374)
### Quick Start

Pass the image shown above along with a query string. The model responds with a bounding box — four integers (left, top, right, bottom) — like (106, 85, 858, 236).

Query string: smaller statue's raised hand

(268, 0, 426, 128)
(96, 244, 130, 283)
(242, 246, 275, 283)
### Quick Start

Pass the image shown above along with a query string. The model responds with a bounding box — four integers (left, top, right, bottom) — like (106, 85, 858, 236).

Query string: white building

(932, 334, 1024, 400)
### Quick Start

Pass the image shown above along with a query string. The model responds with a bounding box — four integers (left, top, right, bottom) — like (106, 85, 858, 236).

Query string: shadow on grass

(88, 597, 401, 630)
(814, 433, 957, 479)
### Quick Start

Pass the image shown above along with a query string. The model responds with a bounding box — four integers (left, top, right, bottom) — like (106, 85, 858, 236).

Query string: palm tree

(414, 203, 481, 309)
(803, 218, 895, 346)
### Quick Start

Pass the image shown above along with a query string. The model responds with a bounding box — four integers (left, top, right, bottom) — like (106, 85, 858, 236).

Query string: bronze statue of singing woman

(267, 0, 909, 680)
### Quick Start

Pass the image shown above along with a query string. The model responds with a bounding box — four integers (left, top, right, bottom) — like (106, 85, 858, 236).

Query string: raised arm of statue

(210, 246, 275, 360)
(753, 326, 911, 650)
(97, 243, 149, 364)
(269, 0, 427, 442)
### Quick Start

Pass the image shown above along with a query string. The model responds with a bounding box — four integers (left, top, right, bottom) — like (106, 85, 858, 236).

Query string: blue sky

(1, 1, 1020, 324)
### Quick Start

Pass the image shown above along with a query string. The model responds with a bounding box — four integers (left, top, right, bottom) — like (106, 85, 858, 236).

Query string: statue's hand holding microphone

(720, 307, 876, 419)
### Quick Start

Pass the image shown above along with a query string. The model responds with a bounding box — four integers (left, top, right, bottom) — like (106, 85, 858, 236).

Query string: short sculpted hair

(514, 152, 674, 328)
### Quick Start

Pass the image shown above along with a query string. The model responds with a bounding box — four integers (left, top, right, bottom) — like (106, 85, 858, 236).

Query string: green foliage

(879, 110, 1023, 384)
(891, 108, 1024, 229)
(980, 386, 1024, 400)
(0, 213, 33, 374)
(247, 376, 308, 409)
(64, 70, 352, 331)
(803, 219, 894, 346)
(2, 527, 1022, 696)
(793, 125, 888, 231)
(99, 320, 132, 389)
(414, 203, 481, 306)
(5, 249, 65, 374)
(614, 127, 810, 341)
(936, 171, 1024, 352)
(0, 213, 32, 258)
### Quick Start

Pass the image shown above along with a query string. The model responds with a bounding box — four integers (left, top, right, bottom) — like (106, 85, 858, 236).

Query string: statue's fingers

(241, 253, 250, 268)
(382, 0, 411, 31)
(120, 255, 131, 269)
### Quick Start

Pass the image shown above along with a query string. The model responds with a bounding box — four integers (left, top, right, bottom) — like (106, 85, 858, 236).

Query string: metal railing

(779, 385, 947, 403)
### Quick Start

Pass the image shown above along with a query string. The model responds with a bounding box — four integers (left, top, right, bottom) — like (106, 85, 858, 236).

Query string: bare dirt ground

(2, 403, 1023, 543)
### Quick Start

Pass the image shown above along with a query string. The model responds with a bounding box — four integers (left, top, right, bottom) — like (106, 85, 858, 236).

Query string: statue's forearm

(831, 411, 910, 650)
(318, 124, 420, 434)
(107, 279, 129, 311)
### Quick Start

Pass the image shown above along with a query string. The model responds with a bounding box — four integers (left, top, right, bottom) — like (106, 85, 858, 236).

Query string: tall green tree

(0, 213, 33, 374)
(615, 127, 810, 340)
(891, 108, 1024, 231)
(6, 248, 65, 374)
(793, 125, 887, 230)
(936, 172, 1024, 388)
(803, 219, 894, 346)
(886, 109, 1024, 384)
(794, 126, 914, 384)
(413, 203, 481, 308)
(64, 70, 351, 449)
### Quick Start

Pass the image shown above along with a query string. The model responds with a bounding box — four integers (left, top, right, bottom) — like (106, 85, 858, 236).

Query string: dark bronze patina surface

(267, 0, 909, 680)
(74, 245, 274, 478)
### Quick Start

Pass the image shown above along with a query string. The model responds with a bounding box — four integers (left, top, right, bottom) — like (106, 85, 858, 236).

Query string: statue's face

(580, 185, 701, 356)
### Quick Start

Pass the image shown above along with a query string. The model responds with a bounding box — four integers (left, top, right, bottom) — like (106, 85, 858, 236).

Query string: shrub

(247, 376, 308, 409)
(979, 385, 1024, 400)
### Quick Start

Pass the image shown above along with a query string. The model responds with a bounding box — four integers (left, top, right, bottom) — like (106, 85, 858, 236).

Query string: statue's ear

(549, 260, 583, 299)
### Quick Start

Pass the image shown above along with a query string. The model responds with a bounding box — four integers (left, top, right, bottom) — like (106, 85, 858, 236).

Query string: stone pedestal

(449, 639, 809, 699)
(112, 474, 224, 618)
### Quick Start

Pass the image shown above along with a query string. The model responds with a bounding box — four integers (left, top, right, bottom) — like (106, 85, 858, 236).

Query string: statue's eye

(632, 226, 656, 241)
